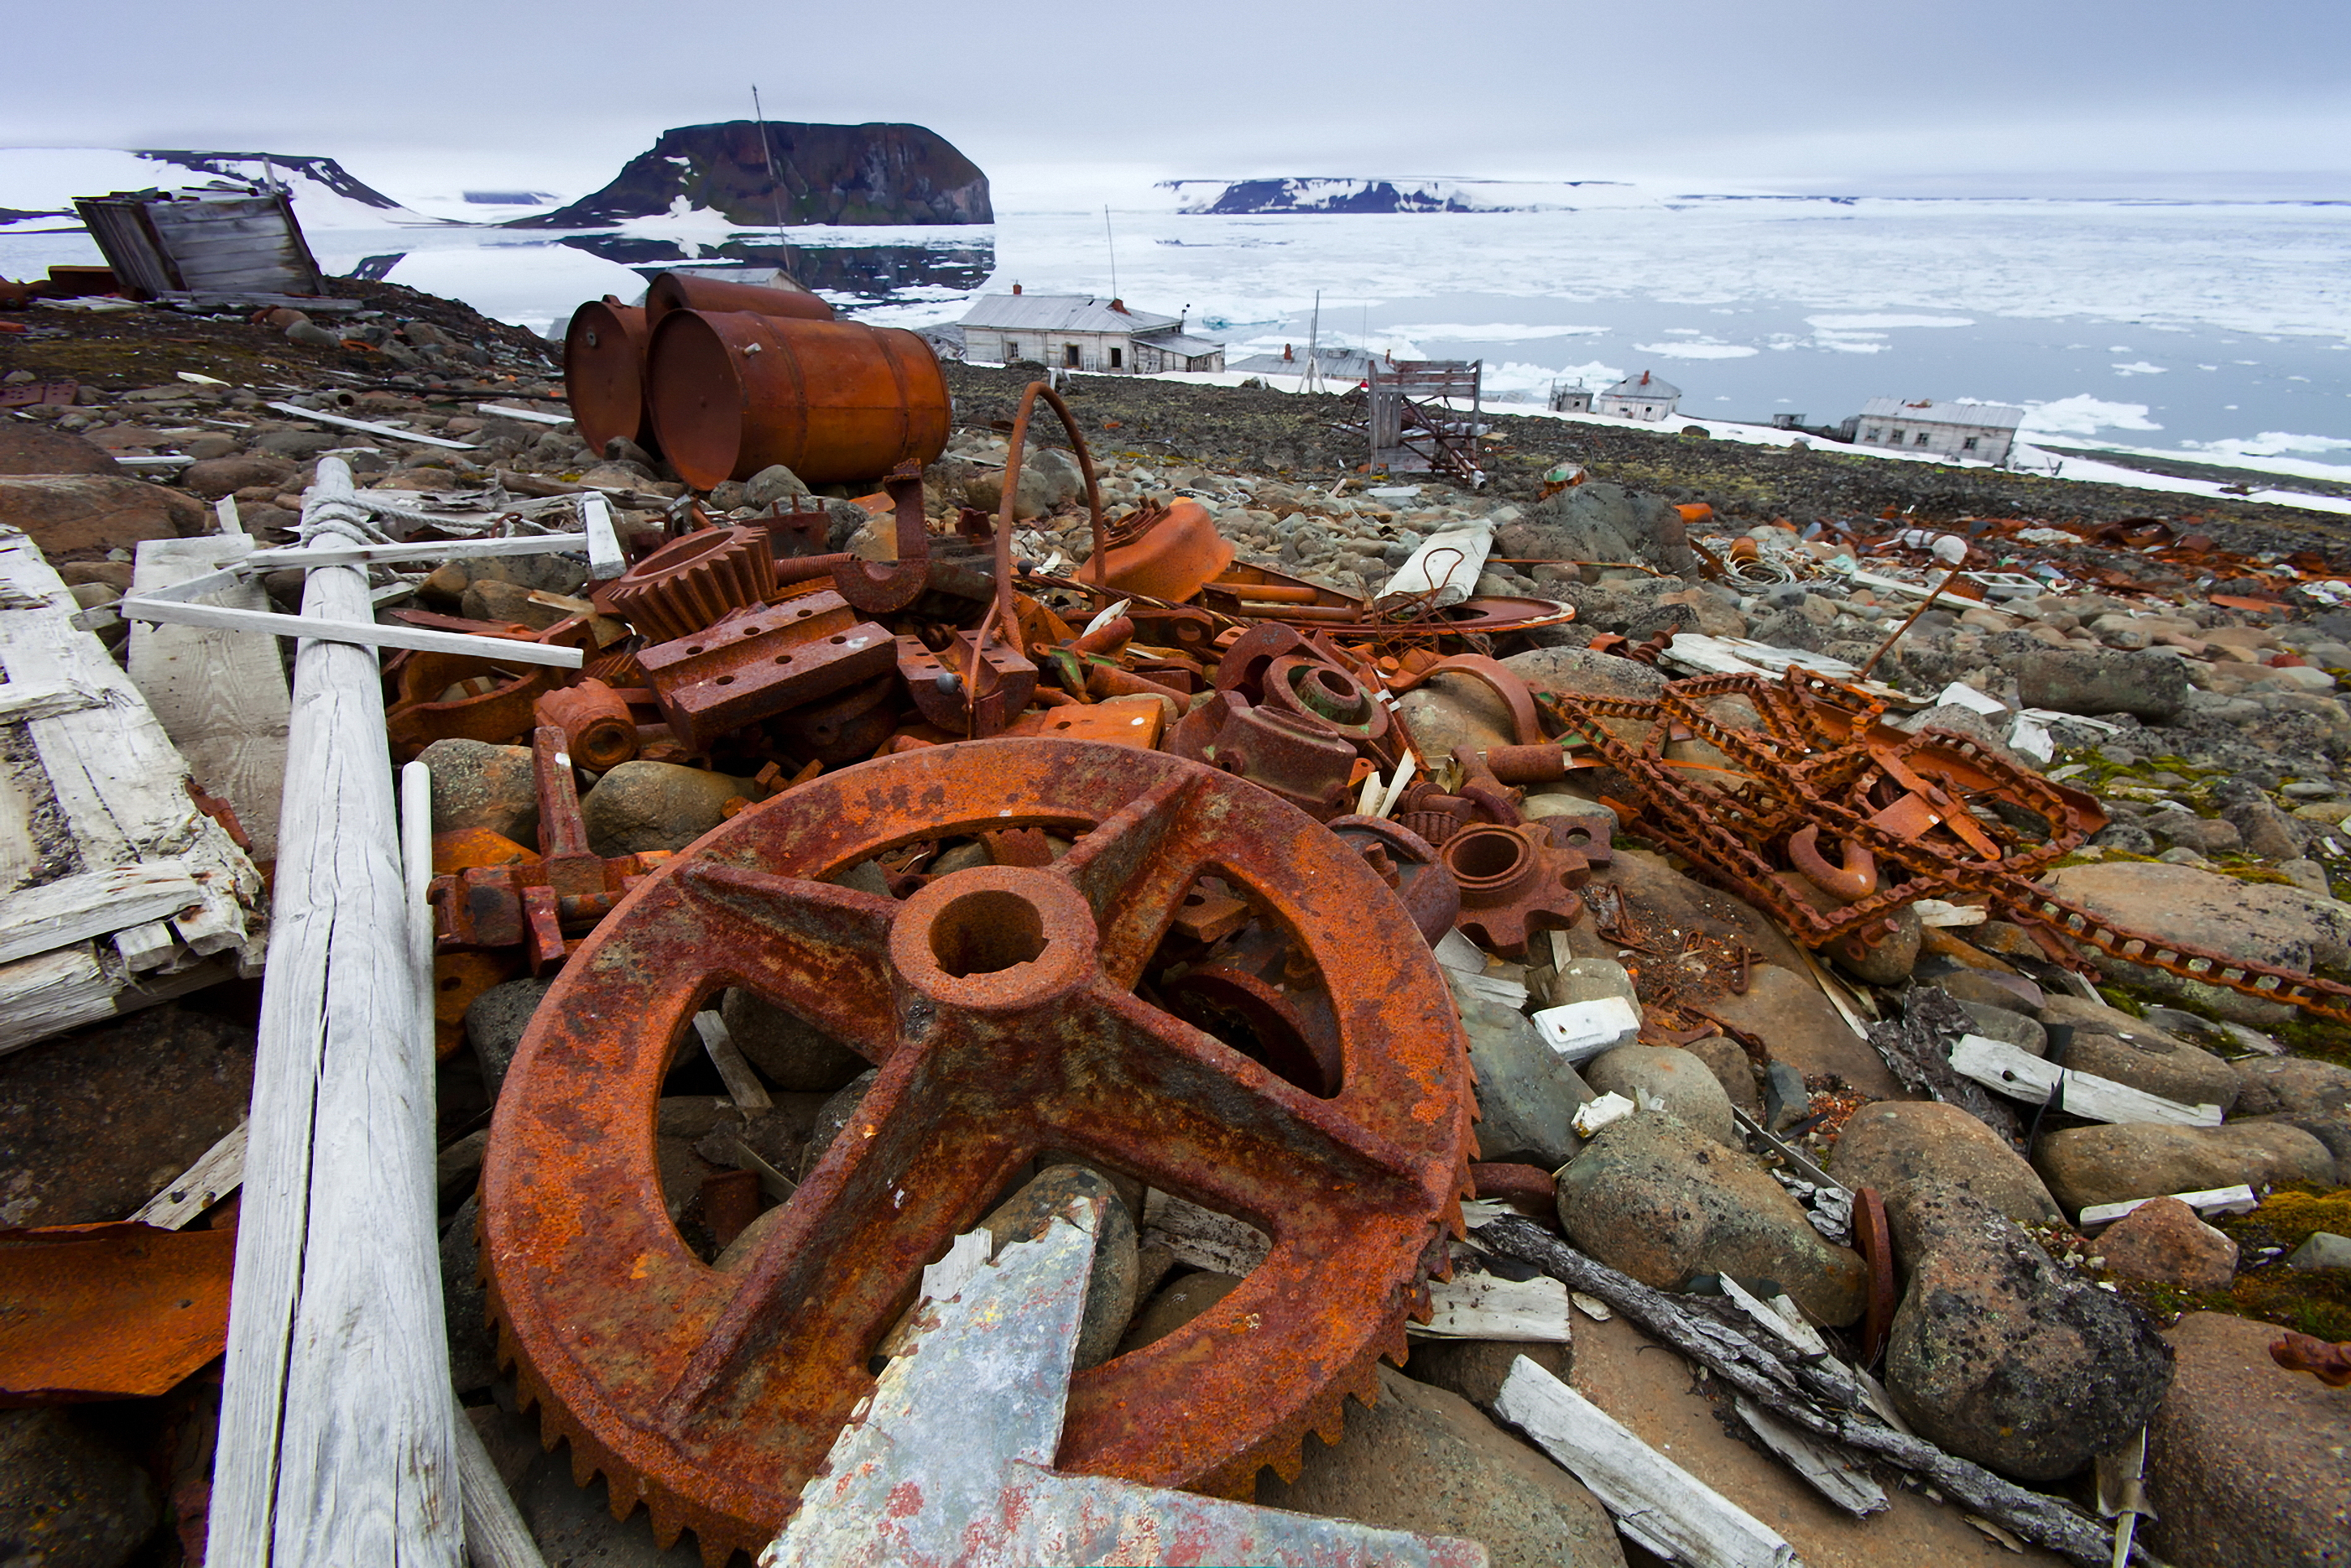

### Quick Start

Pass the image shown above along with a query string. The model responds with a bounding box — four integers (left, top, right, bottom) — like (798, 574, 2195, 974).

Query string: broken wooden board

(1948, 1034, 2224, 1127)
(129, 535, 291, 861)
(1413, 1266, 1574, 1343)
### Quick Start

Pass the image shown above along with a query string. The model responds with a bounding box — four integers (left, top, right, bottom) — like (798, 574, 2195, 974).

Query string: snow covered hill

(0, 148, 439, 233)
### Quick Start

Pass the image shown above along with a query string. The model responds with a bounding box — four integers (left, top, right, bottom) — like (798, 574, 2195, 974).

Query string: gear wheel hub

(481, 739, 1475, 1564)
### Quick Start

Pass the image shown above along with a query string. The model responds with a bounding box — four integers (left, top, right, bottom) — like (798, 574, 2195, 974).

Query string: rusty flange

(1441, 822, 1589, 959)
(1164, 691, 1358, 820)
(605, 526, 777, 644)
(481, 740, 1475, 1564)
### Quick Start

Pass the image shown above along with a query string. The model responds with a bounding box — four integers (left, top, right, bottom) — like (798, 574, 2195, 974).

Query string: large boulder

(2093, 1196, 2238, 1291)
(2040, 860, 2351, 1026)
(1256, 1362, 1627, 1568)
(1582, 1044, 1736, 1147)
(1506, 479, 1692, 575)
(2035, 1121, 2336, 1215)
(2144, 1312, 2351, 1568)
(1831, 1099, 2062, 1236)
(0, 424, 120, 476)
(183, 452, 294, 499)
(1398, 674, 1518, 756)
(0, 1407, 161, 1568)
(1703, 962, 1902, 1099)
(419, 739, 538, 843)
(1557, 1112, 1868, 1325)
(1453, 983, 1591, 1168)
(0, 473, 205, 555)
(1886, 1189, 2173, 1482)
(2229, 1055, 2351, 1117)
(580, 760, 758, 855)
(2015, 648, 2189, 722)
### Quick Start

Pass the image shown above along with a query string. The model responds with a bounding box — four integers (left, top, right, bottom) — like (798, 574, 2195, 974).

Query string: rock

(2035, 1121, 2336, 1215)
(182, 452, 293, 499)
(1582, 1044, 1736, 1147)
(287, 319, 345, 350)
(460, 576, 573, 630)
(1831, 1100, 2062, 1236)
(254, 427, 339, 458)
(1956, 998, 2049, 1056)
(2095, 1196, 2239, 1289)
(0, 474, 206, 554)
(2025, 1000, 2243, 1111)
(1501, 645, 1674, 703)
(2287, 1231, 2351, 1270)
(440, 1193, 499, 1393)
(1705, 962, 1902, 1099)
(1533, 953, 1638, 1012)
(797, 1068, 878, 1181)
(2015, 648, 2188, 722)
(978, 1166, 1139, 1369)
(2152, 814, 2244, 856)
(580, 760, 758, 855)
(1256, 1364, 1627, 1568)
(962, 449, 1079, 520)
(1454, 983, 1591, 1167)
(1399, 1338, 1571, 1415)
(1886, 1189, 2173, 1482)
(0, 1407, 161, 1568)
(2041, 860, 2351, 1025)
(0, 1004, 255, 1228)
(1557, 1112, 1868, 1325)
(0, 424, 120, 476)
(1397, 675, 1515, 756)
(1681, 1035, 1764, 1118)
(717, 987, 865, 1091)
(419, 739, 538, 842)
(2229, 1055, 2351, 1117)
(1118, 1270, 1244, 1353)
(2143, 1311, 2351, 1568)
(1762, 1060, 1809, 1129)
(2233, 1108, 2351, 1185)
(1829, 902, 1922, 986)
(465, 977, 550, 1100)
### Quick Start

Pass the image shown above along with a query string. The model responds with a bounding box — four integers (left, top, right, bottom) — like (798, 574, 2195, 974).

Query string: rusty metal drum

(563, 296, 657, 457)
(645, 308, 951, 490)
(644, 272, 837, 329)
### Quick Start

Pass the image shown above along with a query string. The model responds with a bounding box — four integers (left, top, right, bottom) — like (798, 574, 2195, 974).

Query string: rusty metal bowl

(564, 297, 658, 458)
(645, 309, 951, 491)
(644, 272, 837, 330)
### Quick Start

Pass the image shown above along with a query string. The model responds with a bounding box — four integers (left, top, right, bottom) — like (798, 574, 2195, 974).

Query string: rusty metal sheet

(481, 739, 1475, 1563)
(0, 1222, 234, 1402)
(637, 593, 895, 752)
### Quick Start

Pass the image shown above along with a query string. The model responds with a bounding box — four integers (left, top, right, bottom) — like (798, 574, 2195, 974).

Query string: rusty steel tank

(563, 296, 657, 457)
(645, 308, 951, 491)
(644, 272, 837, 330)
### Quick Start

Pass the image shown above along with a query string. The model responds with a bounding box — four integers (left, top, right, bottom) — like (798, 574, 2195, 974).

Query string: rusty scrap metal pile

(397, 325, 2351, 1562)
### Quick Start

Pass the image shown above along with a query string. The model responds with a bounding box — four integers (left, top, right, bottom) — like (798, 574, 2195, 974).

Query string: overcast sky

(11, 0, 2349, 203)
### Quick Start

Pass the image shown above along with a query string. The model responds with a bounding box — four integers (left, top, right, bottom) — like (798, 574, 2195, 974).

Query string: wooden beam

(579, 493, 624, 581)
(117, 596, 585, 669)
(242, 533, 593, 572)
(1947, 1035, 2223, 1127)
(454, 1413, 549, 1568)
(0, 860, 205, 965)
(212, 458, 462, 1566)
(263, 401, 478, 450)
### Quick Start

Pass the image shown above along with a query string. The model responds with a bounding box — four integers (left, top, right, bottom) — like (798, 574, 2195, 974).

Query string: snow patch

(2111, 361, 2169, 375)
(2019, 396, 2164, 437)
(1805, 314, 1975, 330)
(1632, 341, 1758, 359)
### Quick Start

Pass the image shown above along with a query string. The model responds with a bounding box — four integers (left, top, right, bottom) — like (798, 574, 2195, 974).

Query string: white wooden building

(1595, 371, 1680, 422)
(959, 291, 1225, 374)
(1854, 397, 2023, 464)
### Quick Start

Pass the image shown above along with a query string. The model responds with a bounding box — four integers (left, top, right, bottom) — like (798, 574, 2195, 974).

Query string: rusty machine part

(481, 740, 1475, 1561)
(564, 296, 658, 457)
(1164, 691, 1359, 820)
(430, 727, 670, 972)
(1850, 1188, 1898, 1369)
(643, 271, 837, 329)
(636, 593, 896, 752)
(1323, 814, 1461, 946)
(1390, 655, 1546, 746)
(1077, 498, 1235, 602)
(1439, 822, 1589, 959)
(2270, 1330, 2351, 1388)
(644, 310, 950, 491)
(604, 526, 777, 643)
(896, 634, 1037, 739)
(829, 461, 931, 616)
(534, 679, 639, 773)
(384, 619, 595, 762)
(1467, 1163, 1557, 1218)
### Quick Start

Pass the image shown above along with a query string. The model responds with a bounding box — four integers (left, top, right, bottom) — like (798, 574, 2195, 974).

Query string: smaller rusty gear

(605, 526, 776, 643)
(1442, 821, 1589, 958)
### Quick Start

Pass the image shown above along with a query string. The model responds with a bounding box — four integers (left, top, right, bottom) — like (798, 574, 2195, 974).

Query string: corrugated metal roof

(1146, 332, 1223, 358)
(1858, 396, 2023, 429)
(959, 294, 1179, 334)
(1603, 371, 1681, 399)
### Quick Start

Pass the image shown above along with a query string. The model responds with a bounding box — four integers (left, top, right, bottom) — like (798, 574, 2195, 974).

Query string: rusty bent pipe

(1787, 824, 1877, 904)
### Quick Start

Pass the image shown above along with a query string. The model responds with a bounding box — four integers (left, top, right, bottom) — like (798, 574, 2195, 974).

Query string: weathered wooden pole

(212, 457, 461, 1565)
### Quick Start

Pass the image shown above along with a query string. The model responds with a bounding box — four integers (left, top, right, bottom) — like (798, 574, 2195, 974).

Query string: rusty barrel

(646, 308, 950, 490)
(644, 272, 836, 330)
(563, 296, 657, 457)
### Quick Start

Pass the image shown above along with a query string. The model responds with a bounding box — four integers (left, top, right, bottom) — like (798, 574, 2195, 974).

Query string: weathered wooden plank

(578, 494, 624, 581)
(1494, 1357, 1799, 1568)
(1732, 1397, 1889, 1519)
(131, 1120, 248, 1229)
(117, 595, 585, 667)
(113, 919, 178, 971)
(130, 535, 292, 862)
(1948, 1034, 2223, 1127)
(0, 679, 107, 722)
(1411, 1269, 1574, 1343)
(455, 1411, 549, 1568)
(694, 1011, 773, 1112)
(0, 945, 241, 1056)
(264, 401, 477, 450)
(243, 533, 593, 571)
(0, 860, 205, 965)
(212, 460, 462, 1566)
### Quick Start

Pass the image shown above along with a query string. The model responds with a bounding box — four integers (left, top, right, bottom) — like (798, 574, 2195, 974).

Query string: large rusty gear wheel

(602, 525, 777, 643)
(481, 739, 1477, 1564)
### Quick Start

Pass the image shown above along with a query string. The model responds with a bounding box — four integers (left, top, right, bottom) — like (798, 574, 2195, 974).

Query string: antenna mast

(750, 85, 797, 282)
(1104, 204, 1118, 299)
(1303, 288, 1322, 392)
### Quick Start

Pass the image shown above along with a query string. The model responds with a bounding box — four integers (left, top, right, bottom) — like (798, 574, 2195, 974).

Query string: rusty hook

(1788, 824, 1876, 903)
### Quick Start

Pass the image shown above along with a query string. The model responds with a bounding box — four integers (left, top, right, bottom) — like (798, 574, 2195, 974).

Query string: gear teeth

(606, 525, 777, 643)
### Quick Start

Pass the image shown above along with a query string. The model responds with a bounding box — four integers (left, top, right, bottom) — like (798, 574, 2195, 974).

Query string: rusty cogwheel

(482, 739, 1476, 1564)
(603, 525, 777, 643)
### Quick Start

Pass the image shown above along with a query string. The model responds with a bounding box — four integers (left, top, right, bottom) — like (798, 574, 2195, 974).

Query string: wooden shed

(73, 189, 326, 299)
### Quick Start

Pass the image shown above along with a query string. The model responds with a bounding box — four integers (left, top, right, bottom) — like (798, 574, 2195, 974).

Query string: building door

(1064, 345, 1080, 367)
(1110, 347, 1123, 369)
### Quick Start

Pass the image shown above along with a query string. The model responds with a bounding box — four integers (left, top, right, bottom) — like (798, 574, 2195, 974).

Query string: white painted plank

(117, 595, 585, 668)
(578, 493, 624, 581)
(694, 1011, 773, 1112)
(2077, 1185, 2260, 1229)
(130, 535, 292, 862)
(474, 402, 572, 426)
(1948, 1035, 2223, 1127)
(1495, 1357, 1799, 1568)
(0, 860, 205, 965)
(264, 401, 477, 450)
(242, 533, 593, 571)
(1411, 1270, 1574, 1343)
(212, 459, 462, 1566)
(131, 1120, 249, 1229)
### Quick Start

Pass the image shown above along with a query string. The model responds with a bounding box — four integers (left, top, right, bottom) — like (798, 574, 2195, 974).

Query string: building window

(1891, 430, 1904, 443)
(1915, 431, 1929, 447)
(1865, 428, 1882, 442)
(1962, 435, 1978, 451)
(1005, 340, 1018, 361)
(1110, 346, 1123, 369)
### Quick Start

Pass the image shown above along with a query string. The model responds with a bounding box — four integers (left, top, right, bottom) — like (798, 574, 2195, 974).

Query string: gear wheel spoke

(1050, 769, 1209, 987)
(669, 863, 898, 1061)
